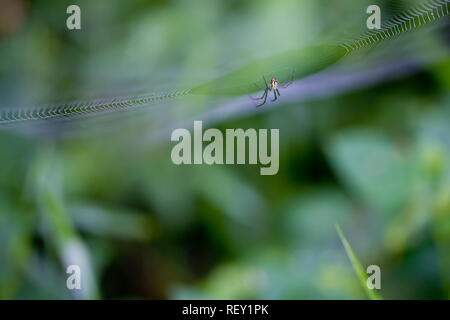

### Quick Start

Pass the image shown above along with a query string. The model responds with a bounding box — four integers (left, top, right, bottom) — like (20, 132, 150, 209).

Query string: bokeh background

(0, 0, 449, 299)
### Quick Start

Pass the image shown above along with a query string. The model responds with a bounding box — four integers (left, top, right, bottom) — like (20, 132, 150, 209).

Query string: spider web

(0, 0, 448, 135)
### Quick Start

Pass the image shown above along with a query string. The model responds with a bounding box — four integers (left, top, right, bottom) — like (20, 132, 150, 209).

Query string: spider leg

(245, 88, 266, 101)
(255, 88, 268, 107)
(262, 76, 268, 88)
(271, 89, 277, 102)
(249, 75, 269, 96)
(253, 82, 264, 90)
(246, 75, 272, 107)
(280, 69, 295, 88)
(279, 74, 289, 86)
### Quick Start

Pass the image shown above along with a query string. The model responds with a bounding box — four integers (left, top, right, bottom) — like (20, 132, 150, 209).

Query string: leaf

(68, 202, 155, 241)
(335, 224, 382, 300)
(327, 129, 411, 213)
(190, 45, 346, 96)
(283, 189, 353, 245)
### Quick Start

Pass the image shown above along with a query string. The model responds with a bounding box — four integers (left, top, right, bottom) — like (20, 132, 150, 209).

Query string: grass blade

(335, 224, 383, 300)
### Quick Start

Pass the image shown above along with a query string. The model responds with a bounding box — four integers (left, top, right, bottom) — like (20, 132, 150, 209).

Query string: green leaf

(327, 130, 411, 213)
(191, 45, 346, 96)
(335, 224, 382, 300)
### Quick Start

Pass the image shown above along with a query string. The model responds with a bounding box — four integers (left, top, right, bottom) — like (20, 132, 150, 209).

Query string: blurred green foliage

(0, 0, 449, 299)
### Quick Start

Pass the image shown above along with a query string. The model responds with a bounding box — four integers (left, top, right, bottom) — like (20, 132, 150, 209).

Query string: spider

(246, 70, 295, 107)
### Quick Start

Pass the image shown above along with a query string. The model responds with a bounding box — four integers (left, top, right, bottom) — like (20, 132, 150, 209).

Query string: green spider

(246, 70, 295, 107)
